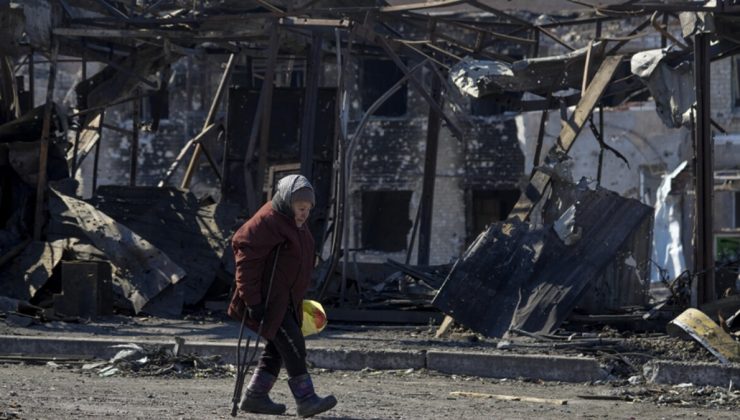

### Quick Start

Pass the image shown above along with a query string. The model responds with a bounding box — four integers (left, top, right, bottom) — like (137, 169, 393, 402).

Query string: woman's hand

(247, 303, 265, 322)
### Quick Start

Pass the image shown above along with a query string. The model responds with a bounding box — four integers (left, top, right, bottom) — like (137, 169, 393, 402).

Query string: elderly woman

(228, 174, 337, 417)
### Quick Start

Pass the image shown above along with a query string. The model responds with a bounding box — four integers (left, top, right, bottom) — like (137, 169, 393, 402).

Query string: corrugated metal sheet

(432, 183, 653, 337)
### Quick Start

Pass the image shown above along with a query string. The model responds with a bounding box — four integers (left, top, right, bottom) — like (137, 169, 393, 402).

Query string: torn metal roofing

(432, 180, 653, 338)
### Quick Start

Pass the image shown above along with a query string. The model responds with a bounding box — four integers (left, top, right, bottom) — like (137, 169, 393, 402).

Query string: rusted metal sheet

(49, 184, 185, 314)
(91, 186, 240, 307)
(432, 182, 653, 338)
(667, 308, 740, 364)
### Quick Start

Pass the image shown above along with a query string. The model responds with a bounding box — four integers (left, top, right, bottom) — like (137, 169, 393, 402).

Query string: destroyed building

(0, 0, 739, 357)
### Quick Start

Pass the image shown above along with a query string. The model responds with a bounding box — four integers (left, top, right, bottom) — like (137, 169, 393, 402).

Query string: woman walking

(228, 174, 337, 417)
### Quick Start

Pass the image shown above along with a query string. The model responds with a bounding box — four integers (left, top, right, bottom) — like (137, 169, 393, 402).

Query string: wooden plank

(510, 55, 623, 222)
(450, 392, 567, 406)
(435, 315, 454, 338)
(157, 122, 219, 187)
(181, 53, 236, 189)
(92, 111, 104, 193)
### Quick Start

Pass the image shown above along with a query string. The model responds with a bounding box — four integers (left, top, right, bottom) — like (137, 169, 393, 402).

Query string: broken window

(361, 59, 407, 117)
(468, 189, 520, 242)
(361, 190, 412, 252)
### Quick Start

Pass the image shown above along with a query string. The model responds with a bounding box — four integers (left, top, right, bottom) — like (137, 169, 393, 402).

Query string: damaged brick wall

(346, 55, 525, 264)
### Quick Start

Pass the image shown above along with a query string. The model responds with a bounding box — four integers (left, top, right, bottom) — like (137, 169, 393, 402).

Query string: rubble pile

(616, 383, 740, 410)
(81, 342, 235, 379)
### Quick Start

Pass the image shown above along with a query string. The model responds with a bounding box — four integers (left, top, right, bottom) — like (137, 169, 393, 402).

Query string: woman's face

(291, 200, 312, 227)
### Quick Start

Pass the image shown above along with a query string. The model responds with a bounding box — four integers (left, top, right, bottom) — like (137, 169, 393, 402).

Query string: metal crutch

(231, 245, 281, 417)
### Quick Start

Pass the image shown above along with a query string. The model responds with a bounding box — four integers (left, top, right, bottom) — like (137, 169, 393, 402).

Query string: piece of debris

(0, 240, 65, 300)
(553, 204, 581, 246)
(53, 261, 113, 319)
(631, 49, 694, 128)
(91, 186, 240, 309)
(433, 181, 652, 338)
(667, 308, 740, 364)
(86, 341, 233, 379)
(449, 391, 567, 406)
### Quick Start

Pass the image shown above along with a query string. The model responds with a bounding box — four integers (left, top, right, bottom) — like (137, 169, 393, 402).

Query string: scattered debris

(667, 308, 740, 364)
(83, 341, 234, 379)
(616, 383, 740, 409)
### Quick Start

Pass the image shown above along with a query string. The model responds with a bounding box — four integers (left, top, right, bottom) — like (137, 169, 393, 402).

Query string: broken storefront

(0, 1, 739, 365)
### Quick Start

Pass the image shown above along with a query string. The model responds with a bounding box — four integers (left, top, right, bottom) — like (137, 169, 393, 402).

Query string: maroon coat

(227, 202, 315, 340)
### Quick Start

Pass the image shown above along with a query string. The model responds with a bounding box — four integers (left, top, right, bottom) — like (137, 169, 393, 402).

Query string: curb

(0, 334, 242, 363)
(643, 360, 740, 387)
(427, 350, 608, 382)
(5, 334, 737, 386)
(308, 348, 426, 371)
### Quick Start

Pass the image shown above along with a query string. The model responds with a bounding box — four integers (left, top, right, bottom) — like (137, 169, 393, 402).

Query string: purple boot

(239, 368, 286, 415)
(288, 374, 337, 418)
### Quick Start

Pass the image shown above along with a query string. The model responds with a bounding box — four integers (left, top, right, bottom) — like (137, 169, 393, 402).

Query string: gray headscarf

(271, 174, 315, 218)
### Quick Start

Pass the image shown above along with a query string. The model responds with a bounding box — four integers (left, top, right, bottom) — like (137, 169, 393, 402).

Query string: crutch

(231, 246, 281, 417)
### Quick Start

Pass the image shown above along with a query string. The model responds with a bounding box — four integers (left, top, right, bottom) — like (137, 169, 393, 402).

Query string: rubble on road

(667, 308, 740, 364)
(81, 341, 235, 379)
(615, 383, 740, 410)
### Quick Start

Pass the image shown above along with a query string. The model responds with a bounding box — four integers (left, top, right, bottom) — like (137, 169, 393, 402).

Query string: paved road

(1, 363, 737, 419)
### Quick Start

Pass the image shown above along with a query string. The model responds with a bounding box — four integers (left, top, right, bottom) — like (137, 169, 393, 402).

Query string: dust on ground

(1, 361, 739, 420)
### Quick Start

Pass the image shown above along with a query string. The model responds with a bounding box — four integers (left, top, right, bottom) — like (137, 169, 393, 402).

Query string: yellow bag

(301, 299, 327, 336)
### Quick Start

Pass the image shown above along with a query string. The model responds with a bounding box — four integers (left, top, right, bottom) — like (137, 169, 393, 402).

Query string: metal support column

(693, 33, 715, 304)
(418, 73, 442, 266)
(300, 32, 323, 181)
(256, 25, 280, 203)
(32, 40, 58, 240)
(71, 56, 86, 175)
(130, 93, 140, 186)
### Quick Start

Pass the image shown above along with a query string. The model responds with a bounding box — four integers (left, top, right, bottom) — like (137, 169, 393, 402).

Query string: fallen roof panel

(432, 182, 653, 338)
